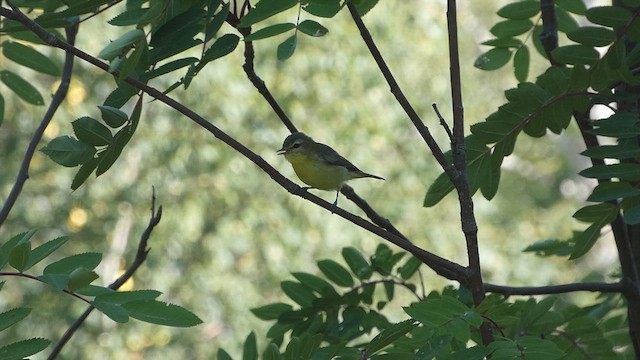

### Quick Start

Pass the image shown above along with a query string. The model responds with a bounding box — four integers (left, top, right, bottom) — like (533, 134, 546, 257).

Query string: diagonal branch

(47, 189, 162, 360)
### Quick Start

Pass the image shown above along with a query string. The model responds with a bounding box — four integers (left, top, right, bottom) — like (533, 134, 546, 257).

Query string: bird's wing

(315, 143, 362, 171)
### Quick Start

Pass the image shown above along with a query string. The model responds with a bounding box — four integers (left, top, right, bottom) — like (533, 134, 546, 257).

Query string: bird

(276, 132, 384, 210)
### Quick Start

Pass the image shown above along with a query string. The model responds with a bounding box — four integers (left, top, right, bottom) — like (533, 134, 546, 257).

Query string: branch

(539, 0, 561, 66)
(485, 281, 624, 296)
(47, 189, 162, 360)
(0, 5, 468, 283)
(0, 19, 78, 227)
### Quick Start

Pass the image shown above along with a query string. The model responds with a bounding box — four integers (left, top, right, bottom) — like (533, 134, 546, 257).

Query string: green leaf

(71, 156, 100, 190)
(556, 0, 587, 15)
(108, 8, 150, 26)
(242, 332, 258, 360)
(98, 105, 128, 128)
(72, 117, 113, 146)
(571, 221, 610, 259)
(250, 303, 293, 320)
(342, 247, 372, 280)
(118, 38, 148, 81)
(585, 6, 632, 28)
(588, 182, 640, 202)
(0, 338, 51, 360)
(482, 37, 523, 48)
(573, 203, 617, 223)
(297, 20, 328, 37)
(423, 172, 454, 207)
(95, 97, 141, 176)
(98, 29, 145, 61)
(317, 259, 354, 287)
(2, 41, 60, 76)
(141, 57, 198, 80)
(523, 238, 574, 257)
(0, 70, 44, 105)
(41, 136, 96, 167)
(1, 232, 35, 271)
(555, 7, 579, 32)
(38, 273, 70, 291)
(262, 343, 281, 360)
(67, 267, 99, 291)
(579, 163, 640, 181)
(302, 0, 341, 18)
(43, 252, 102, 274)
(353, 0, 380, 16)
(474, 48, 512, 70)
(199, 34, 240, 68)
(24, 236, 70, 270)
(104, 83, 138, 108)
(0, 308, 31, 332)
(517, 336, 564, 359)
(365, 319, 418, 355)
(497, 1, 540, 19)
(9, 242, 30, 272)
(244, 23, 296, 41)
(581, 144, 640, 159)
(551, 45, 599, 65)
(217, 348, 233, 360)
(567, 26, 615, 47)
(280, 281, 316, 307)
(206, 2, 230, 41)
(277, 34, 297, 61)
(398, 256, 422, 280)
(490, 19, 533, 37)
(95, 290, 162, 304)
(92, 301, 129, 323)
(123, 300, 203, 327)
(513, 45, 529, 82)
(240, 0, 298, 27)
(291, 272, 339, 297)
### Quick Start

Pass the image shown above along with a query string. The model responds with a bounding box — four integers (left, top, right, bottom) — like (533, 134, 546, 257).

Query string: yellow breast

(284, 152, 350, 190)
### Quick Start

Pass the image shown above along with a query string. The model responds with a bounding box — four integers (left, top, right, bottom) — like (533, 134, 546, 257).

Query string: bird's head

(276, 132, 314, 155)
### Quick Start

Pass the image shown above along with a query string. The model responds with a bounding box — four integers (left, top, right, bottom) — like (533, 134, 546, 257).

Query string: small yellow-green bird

(277, 132, 384, 208)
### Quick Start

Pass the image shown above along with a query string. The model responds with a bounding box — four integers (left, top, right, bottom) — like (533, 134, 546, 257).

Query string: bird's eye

(292, 143, 301, 149)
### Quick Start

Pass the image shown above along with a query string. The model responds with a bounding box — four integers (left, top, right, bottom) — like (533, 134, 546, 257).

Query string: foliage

(0, 0, 639, 359)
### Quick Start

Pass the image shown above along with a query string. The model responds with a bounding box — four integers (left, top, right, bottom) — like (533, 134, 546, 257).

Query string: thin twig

(48, 189, 162, 360)
(0, 18, 78, 227)
(432, 103, 453, 145)
(485, 281, 624, 296)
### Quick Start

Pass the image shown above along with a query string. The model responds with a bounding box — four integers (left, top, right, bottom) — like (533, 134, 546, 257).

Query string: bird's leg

(330, 190, 340, 214)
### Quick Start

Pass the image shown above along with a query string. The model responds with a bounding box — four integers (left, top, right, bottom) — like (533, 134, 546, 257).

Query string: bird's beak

(276, 147, 287, 155)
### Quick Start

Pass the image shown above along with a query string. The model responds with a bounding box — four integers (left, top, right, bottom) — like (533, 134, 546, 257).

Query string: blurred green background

(0, 1, 610, 358)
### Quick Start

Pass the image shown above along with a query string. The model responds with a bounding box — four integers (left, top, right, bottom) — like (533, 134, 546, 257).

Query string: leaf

(573, 203, 617, 223)
(0, 70, 44, 105)
(291, 272, 339, 297)
(556, 0, 587, 15)
(423, 172, 454, 207)
(297, 20, 328, 37)
(118, 38, 148, 81)
(98, 29, 145, 61)
(206, 2, 230, 41)
(342, 247, 372, 280)
(217, 348, 233, 360)
(490, 19, 533, 37)
(240, 0, 298, 27)
(587, 182, 640, 202)
(0, 94, 4, 126)
(2, 41, 60, 76)
(71, 156, 100, 190)
(43, 252, 102, 274)
(141, 57, 198, 80)
(513, 45, 529, 82)
(9, 242, 30, 272)
(67, 267, 99, 291)
(302, 0, 341, 17)
(94, 290, 161, 304)
(92, 301, 129, 323)
(0, 338, 51, 360)
(41, 136, 96, 167)
(244, 23, 296, 41)
(280, 281, 316, 307)
(250, 303, 293, 320)
(24, 236, 70, 270)
(199, 34, 240, 68)
(551, 45, 600, 65)
(581, 144, 640, 159)
(243, 332, 258, 360)
(108, 8, 150, 26)
(98, 105, 128, 128)
(398, 256, 422, 280)
(262, 343, 280, 360)
(482, 37, 523, 48)
(571, 219, 611, 259)
(353, 0, 380, 16)
(474, 48, 512, 70)
(365, 319, 418, 355)
(317, 259, 354, 287)
(0, 308, 31, 332)
(579, 163, 640, 181)
(72, 117, 113, 146)
(567, 26, 615, 47)
(585, 6, 632, 28)
(37, 273, 70, 291)
(123, 300, 202, 327)
(523, 238, 574, 257)
(497, 1, 540, 19)
(277, 34, 297, 61)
